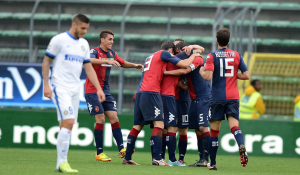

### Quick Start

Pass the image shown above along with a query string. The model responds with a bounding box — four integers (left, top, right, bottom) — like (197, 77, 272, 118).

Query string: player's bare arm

(121, 61, 143, 70)
(84, 62, 106, 102)
(200, 63, 213, 81)
(164, 67, 191, 76)
(90, 58, 121, 67)
(42, 55, 53, 99)
(176, 53, 200, 68)
(178, 79, 189, 90)
(237, 71, 250, 80)
(183, 45, 205, 55)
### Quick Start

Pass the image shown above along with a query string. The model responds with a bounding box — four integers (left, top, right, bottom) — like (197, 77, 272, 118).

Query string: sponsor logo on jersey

(65, 54, 84, 63)
(90, 49, 95, 53)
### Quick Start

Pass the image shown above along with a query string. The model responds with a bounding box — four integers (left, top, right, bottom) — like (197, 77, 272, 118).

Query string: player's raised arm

(182, 45, 205, 55)
(42, 55, 53, 99)
(84, 62, 106, 102)
(164, 67, 190, 76)
(175, 53, 200, 68)
(200, 54, 214, 81)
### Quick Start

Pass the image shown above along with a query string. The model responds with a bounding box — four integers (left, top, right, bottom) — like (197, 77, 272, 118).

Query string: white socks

(56, 127, 71, 169)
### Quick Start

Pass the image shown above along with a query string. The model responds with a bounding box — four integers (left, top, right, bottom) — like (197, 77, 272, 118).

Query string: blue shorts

(189, 97, 210, 129)
(162, 95, 177, 127)
(209, 100, 239, 121)
(176, 100, 190, 128)
(85, 93, 117, 116)
(134, 92, 164, 125)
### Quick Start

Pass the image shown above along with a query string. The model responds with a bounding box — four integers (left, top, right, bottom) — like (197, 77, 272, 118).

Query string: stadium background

(0, 0, 299, 158)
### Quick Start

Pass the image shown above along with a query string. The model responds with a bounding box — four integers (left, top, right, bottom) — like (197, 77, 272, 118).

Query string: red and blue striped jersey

(206, 48, 248, 102)
(186, 57, 211, 100)
(85, 47, 124, 95)
(137, 50, 181, 93)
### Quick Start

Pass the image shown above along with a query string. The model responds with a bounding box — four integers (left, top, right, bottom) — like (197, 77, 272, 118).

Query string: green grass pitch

(0, 148, 299, 175)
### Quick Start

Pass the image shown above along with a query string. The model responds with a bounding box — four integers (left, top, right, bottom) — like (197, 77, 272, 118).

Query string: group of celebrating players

(42, 14, 249, 173)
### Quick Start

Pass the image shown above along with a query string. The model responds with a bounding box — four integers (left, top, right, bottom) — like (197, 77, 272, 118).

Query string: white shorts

(52, 87, 79, 123)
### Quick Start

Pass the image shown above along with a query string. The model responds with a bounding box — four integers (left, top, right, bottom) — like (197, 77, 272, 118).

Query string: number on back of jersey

(144, 54, 154, 72)
(220, 58, 234, 77)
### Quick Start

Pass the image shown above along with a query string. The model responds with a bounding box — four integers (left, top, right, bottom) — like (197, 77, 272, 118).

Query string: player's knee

(153, 121, 164, 129)
(199, 126, 209, 133)
(178, 128, 188, 135)
(61, 119, 75, 130)
(95, 114, 105, 124)
(108, 116, 119, 124)
(167, 126, 177, 133)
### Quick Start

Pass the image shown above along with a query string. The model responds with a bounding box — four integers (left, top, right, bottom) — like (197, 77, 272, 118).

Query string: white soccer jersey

(46, 31, 90, 92)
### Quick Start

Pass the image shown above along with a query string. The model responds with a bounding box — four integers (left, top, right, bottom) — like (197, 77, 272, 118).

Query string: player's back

(206, 48, 247, 102)
(160, 62, 180, 96)
(186, 57, 211, 99)
(137, 50, 177, 93)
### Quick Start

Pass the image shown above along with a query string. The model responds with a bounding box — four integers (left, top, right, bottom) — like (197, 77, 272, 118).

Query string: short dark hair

(175, 41, 189, 51)
(73, 14, 89, 24)
(174, 38, 184, 42)
(161, 41, 174, 50)
(216, 28, 230, 47)
(99, 30, 114, 42)
(251, 79, 260, 86)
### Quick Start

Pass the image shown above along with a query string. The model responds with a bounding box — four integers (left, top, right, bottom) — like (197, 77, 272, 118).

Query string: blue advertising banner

(0, 62, 88, 108)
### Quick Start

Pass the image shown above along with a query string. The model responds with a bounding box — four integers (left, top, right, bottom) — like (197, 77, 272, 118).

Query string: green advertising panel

(0, 109, 300, 157)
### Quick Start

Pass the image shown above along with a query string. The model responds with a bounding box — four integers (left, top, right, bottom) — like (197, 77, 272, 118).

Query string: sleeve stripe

(45, 51, 55, 59)
(83, 59, 91, 64)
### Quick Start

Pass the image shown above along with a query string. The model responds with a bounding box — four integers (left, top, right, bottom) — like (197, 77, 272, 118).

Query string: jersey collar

(65, 31, 78, 40)
(98, 46, 109, 53)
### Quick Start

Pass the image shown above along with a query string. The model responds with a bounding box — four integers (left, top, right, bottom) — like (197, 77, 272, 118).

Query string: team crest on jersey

(81, 45, 85, 51)
(109, 52, 113, 57)
(95, 106, 99, 112)
(64, 110, 68, 115)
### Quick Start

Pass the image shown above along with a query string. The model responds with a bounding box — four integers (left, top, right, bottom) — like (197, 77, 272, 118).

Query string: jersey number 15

(220, 58, 234, 77)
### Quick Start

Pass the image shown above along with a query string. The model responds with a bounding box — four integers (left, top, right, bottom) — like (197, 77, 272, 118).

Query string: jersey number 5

(143, 55, 154, 72)
(220, 58, 234, 77)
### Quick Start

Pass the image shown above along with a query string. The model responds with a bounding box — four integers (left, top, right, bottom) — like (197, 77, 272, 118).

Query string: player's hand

(97, 89, 106, 103)
(193, 52, 201, 57)
(43, 84, 52, 99)
(199, 66, 205, 74)
(178, 79, 186, 87)
(183, 46, 193, 55)
(108, 60, 121, 67)
(203, 63, 206, 69)
(134, 64, 144, 70)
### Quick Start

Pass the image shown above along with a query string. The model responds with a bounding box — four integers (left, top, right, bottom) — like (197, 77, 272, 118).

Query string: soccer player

(164, 41, 211, 167)
(42, 14, 105, 173)
(200, 28, 250, 170)
(85, 30, 143, 162)
(123, 41, 200, 166)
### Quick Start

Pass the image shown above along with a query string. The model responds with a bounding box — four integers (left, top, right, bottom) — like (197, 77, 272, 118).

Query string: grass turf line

(0, 148, 299, 175)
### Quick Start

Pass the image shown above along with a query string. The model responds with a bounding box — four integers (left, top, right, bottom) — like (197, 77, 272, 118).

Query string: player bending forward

(200, 28, 250, 170)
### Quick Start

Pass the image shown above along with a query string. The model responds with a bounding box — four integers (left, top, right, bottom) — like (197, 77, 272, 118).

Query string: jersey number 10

(220, 58, 234, 77)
